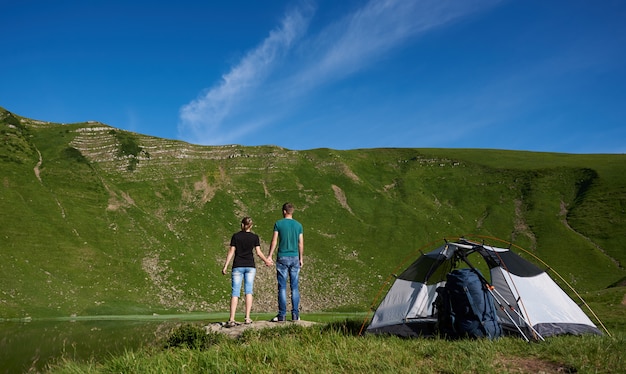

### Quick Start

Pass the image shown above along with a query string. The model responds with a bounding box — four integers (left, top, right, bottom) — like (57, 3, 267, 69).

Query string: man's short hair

(282, 202, 295, 214)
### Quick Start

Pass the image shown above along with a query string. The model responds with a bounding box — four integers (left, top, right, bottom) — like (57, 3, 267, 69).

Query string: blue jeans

(276, 256, 300, 317)
(231, 267, 256, 297)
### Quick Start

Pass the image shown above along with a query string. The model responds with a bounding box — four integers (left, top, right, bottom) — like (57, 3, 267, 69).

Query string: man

(267, 202, 304, 322)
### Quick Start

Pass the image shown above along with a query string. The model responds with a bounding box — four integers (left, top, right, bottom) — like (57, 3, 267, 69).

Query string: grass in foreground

(47, 320, 625, 373)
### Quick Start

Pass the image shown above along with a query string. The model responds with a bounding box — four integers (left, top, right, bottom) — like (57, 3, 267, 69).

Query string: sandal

(244, 317, 253, 325)
(225, 320, 239, 328)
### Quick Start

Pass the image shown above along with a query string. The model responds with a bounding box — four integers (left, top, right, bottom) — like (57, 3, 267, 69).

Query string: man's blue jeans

(276, 256, 300, 317)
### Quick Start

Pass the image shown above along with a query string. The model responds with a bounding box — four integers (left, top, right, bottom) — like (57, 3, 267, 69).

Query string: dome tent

(364, 238, 605, 340)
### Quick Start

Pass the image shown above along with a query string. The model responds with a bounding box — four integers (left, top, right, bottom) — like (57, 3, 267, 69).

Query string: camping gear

(434, 268, 502, 339)
(364, 238, 604, 340)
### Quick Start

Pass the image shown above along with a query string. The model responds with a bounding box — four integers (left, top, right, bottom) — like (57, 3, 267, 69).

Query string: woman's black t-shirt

(230, 231, 260, 268)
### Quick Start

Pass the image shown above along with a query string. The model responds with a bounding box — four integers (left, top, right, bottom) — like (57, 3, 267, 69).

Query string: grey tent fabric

(366, 240, 602, 339)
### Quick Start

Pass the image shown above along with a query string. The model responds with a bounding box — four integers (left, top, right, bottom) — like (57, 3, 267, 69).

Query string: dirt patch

(262, 180, 270, 197)
(204, 319, 318, 338)
(34, 148, 42, 183)
(194, 174, 217, 204)
(331, 184, 353, 214)
(383, 181, 396, 192)
(513, 199, 536, 250)
(339, 163, 360, 183)
(496, 356, 576, 373)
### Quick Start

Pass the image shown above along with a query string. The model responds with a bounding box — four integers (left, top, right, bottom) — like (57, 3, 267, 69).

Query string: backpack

(434, 268, 502, 339)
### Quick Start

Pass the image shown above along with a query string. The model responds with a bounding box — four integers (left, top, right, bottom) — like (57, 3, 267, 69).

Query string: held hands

(264, 258, 274, 267)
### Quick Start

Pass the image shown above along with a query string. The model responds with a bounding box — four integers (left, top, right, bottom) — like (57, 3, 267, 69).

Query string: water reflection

(0, 315, 218, 373)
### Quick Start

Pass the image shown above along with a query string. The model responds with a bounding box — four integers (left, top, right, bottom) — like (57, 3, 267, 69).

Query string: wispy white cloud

(296, 0, 491, 87)
(178, 0, 499, 145)
(178, 2, 314, 143)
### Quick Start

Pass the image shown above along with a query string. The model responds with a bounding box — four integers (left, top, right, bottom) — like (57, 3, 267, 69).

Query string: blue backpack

(435, 268, 502, 339)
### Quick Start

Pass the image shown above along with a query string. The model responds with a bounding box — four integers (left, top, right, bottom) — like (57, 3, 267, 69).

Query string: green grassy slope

(1, 107, 625, 319)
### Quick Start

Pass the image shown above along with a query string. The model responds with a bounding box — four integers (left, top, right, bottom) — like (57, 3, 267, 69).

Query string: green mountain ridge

(1, 106, 625, 319)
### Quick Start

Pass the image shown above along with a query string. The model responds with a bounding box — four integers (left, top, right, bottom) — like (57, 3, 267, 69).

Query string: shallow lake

(0, 312, 361, 373)
(0, 314, 223, 373)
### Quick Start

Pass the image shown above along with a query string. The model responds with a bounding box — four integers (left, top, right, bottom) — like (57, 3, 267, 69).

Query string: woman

(222, 217, 273, 327)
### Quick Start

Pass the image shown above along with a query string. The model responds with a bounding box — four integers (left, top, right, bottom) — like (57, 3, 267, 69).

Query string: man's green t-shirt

(274, 218, 303, 257)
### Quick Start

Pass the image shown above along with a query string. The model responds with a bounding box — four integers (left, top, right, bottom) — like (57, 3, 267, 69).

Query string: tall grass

(47, 320, 625, 373)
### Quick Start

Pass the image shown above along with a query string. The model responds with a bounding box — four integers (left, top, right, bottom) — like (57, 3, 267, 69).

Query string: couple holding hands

(221, 203, 303, 327)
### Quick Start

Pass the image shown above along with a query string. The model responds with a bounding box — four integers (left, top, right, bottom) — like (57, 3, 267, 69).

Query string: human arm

(222, 246, 236, 275)
(266, 230, 279, 264)
(298, 233, 304, 267)
(255, 245, 273, 266)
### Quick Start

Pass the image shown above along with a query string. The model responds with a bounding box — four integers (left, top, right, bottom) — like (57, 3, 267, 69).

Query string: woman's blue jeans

(231, 267, 256, 297)
(276, 256, 300, 317)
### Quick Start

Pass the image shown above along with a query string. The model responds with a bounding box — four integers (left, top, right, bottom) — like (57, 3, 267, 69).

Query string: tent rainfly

(365, 239, 603, 340)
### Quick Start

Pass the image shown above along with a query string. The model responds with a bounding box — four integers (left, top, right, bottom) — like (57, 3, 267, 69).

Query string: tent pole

(488, 285, 545, 341)
(486, 284, 530, 342)
(465, 254, 545, 341)
(458, 250, 535, 342)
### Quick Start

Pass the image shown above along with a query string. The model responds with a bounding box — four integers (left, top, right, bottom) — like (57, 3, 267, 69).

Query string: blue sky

(2, 0, 625, 153)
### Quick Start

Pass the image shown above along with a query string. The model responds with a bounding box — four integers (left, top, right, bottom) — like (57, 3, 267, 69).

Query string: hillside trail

(204, 319, 317, 338)
(33, 146, 67, 219)
(34, 147, 42, 182)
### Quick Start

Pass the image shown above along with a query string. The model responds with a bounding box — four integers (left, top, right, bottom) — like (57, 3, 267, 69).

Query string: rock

(204, 319, 317, 338)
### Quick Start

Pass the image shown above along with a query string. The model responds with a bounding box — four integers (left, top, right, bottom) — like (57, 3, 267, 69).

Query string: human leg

(242, 267, 256, 322)
(275, 260, 289, 320)
(229, 296, 238, 322)
(229, 268, 243, 323)
(288, 259, 301, 320)
(244, 294, 253, 323)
